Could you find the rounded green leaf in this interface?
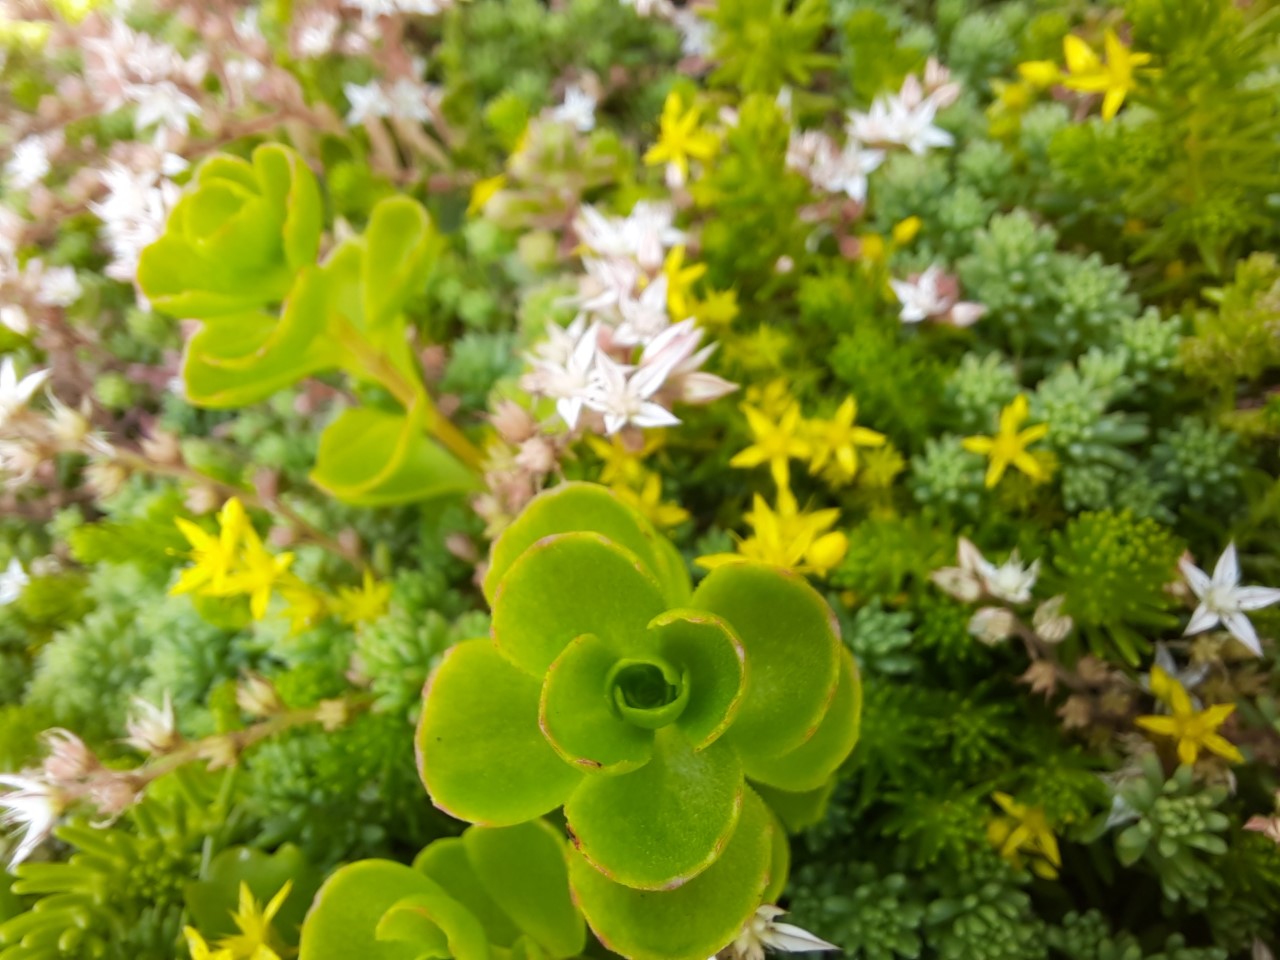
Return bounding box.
[752,779,837,834]
[418,639,583,825]
[363,197,440,330]
[376,892,490,960]
[691,564,840,760]
[491,532,666,677]
[540,634,654,774]
[568,789,775,960]
[649,610,746,750]
[311,404,477,507]
[563,728,743,890]
[414,839,522,947]
[741,647,861,791]
[484,484,689,607]
[462,821,586,959]
[762,806,790,904]
[299,860,438,960]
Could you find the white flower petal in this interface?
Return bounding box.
[1223,611,1263,656]
[1235,586,1280,612]
[1184,603,1220,636]
[1179,556,1212,598]
[1213,542,1240,589]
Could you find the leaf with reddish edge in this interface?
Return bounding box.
[648,609,746,751]
[484,483,690,607]
[491,532,666,677]
[462,821,586,959]
[417,639,582,826]
[741,647,861,791]
[567,789,776,960]
[540,633,655,774]
[691,563,840,761]
[563,727,743,890]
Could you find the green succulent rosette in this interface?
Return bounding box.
[299,820,586,960]
[416,483,861,960]
[138,143,322,318]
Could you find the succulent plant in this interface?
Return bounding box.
[415,483,861,960]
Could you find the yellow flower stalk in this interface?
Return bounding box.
[643,90,719,185]
[1060,29,1153,121]
[962,394,1049,488]
[806,396,887,481]
[729,402,811,492]
[987,792,1061,880]
[662,245,708,320]
[1136,667,1244,766]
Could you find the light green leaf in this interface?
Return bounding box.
[752,780,836,835]
[563,728,742,890]
[299,860,438,960]
[491,532,666,677]
[484,484,689,607]
[363,197,440,332]
[741,647,861,791]
[539,633,655,774]
[649,609,746,750]
[376,892,491,960]
[310,404,476,507]
[691,564,840,761]
[462,821,586,959]
[568,789,775,960]
[417,639,583,826]
[414,839,522,947]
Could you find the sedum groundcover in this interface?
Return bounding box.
[3,0,1280,957]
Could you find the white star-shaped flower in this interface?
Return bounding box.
[584,351,680,435]
[550,84,597,133]
[890,266,950,324]
[712,905,839,960]
[343,81,391,125]
[0,558,29,606]
[1181,542,1280,656]
[931,537,1039,605]
[0,357,49,429]
[1,772,64,868]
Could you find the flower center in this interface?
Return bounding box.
[606,658,689,729]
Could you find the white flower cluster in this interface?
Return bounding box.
[786,60,958,204]
[343,76,442,126]
[0,255,83,336]
[342,0,456,21]
[521,201,735,436]
[90,154,187,287]
[889,265,987,327]
[82,20,209,137]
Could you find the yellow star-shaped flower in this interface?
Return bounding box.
[662,245,707,321]
[962,394,1049,489]
[170,498,249,598]
[729,402,810,491]
[1061,29,1153,120]
[1136,667,1244,766]
[643,91,719,185]
[807,396,886,481]
[988,792,1061,880]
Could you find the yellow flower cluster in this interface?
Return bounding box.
[587,434,690,530]
[171,498,389,630]
[729,390,888,492]
[697,488,848,578]
[643,90,719,186]
[961,394,1051,489]
[1019,29,1154,121]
